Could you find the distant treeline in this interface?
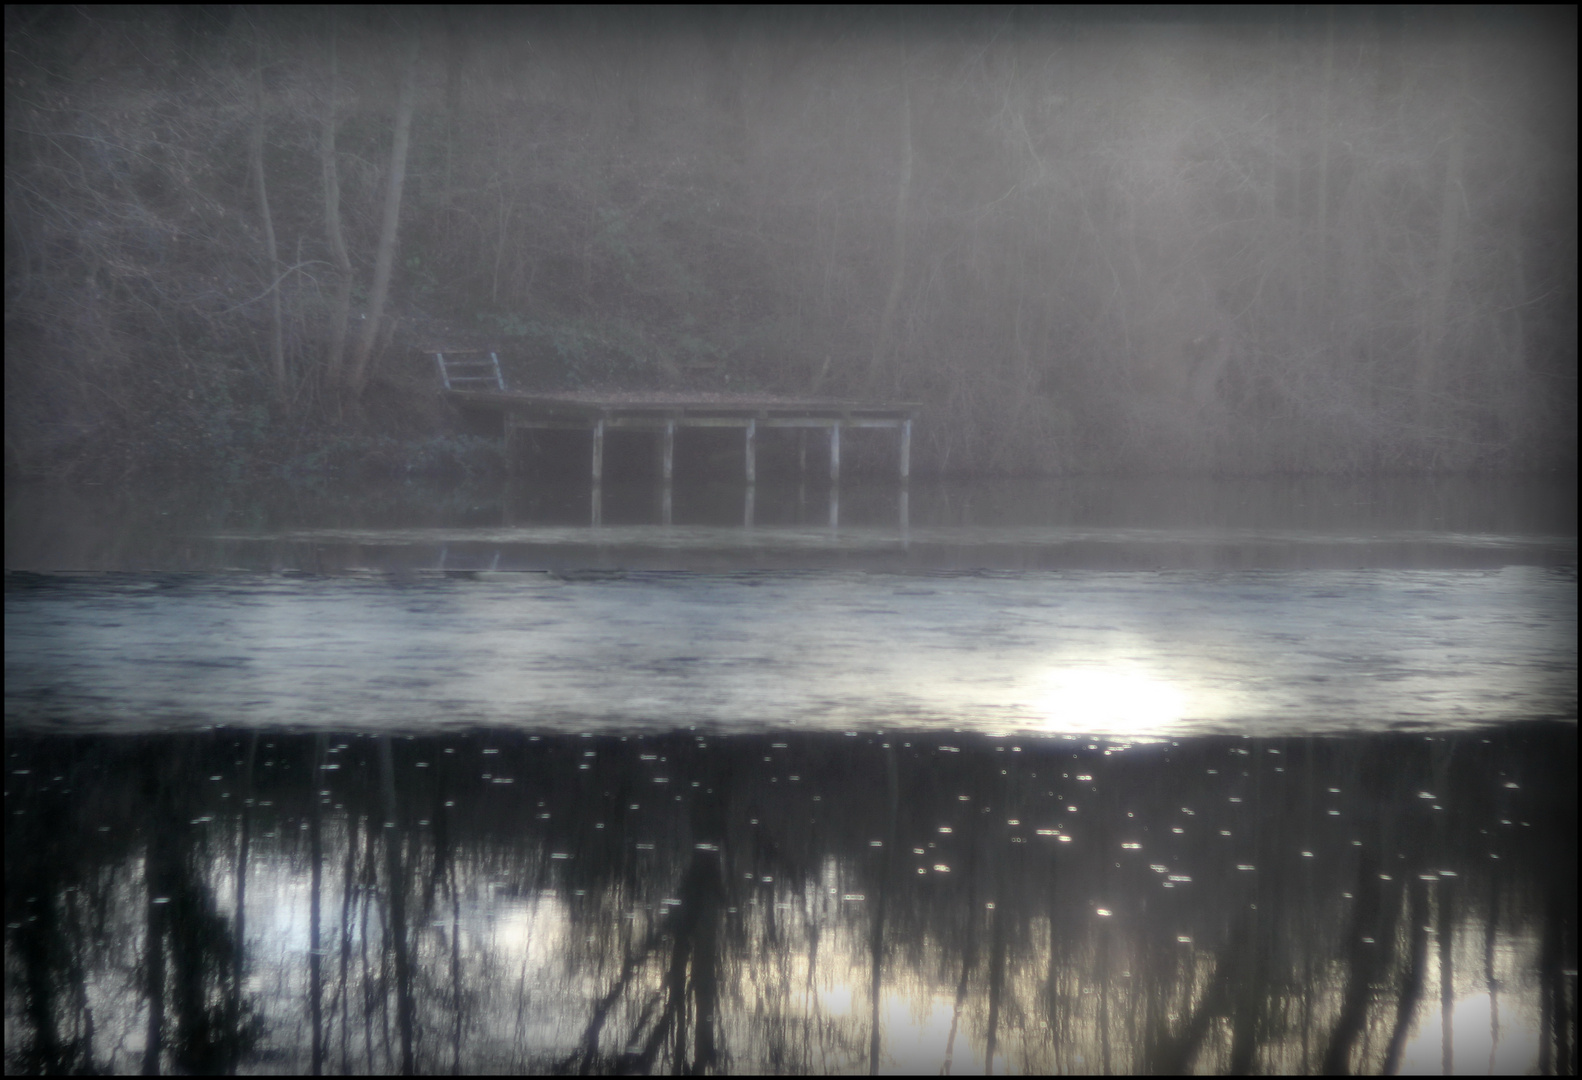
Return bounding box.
[4,6,1575,478]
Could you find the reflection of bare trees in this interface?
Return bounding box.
[1537,877,1575,1075]
[9,756,100,1075]
[556,748,731,1074]
[1536,770,1578,1078]
[1381,874,1429,1074]
[122,739,258,1074]
[4,725,1575,1074]
[377,736,416,1074]
[230,731,256,1061]
[867,745,897,1075]
[308,733,326,1075]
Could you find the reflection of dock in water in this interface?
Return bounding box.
[437,355,916,528]
[431,517,913,572]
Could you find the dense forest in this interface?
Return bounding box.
[4,6,1576,480]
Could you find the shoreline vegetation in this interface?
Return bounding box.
[5,8,1576,483]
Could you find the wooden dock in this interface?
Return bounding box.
[435,352,916,525]
[448,388,913,483]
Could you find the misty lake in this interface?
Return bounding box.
[5,475,1576,1074]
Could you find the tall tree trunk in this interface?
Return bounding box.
[442,9,465,221]
[704,6,747,168]
[251,34,286,403]
[867,67,912,396]
[321,14,354,386]
[346,34,420,396]
[1415,22,1468,450]
[1312,8,1334,335]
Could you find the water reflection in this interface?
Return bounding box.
[7,725,1574,1074]
[6,476,1576,572]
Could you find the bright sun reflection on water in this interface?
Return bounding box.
[1029,663,1189,737]
[814,986,1009,1075]
[1398,992,1541,1075]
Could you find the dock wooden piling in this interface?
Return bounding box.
[448,386,918,499]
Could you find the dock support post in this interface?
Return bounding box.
[590,419,605,526]
[829,484,840,529]
[658,418,675,525]
[744,484,755,528]
[829,422,841,484]
[796,430,808,522]
[745,419,757,485]
[899,418,911,483]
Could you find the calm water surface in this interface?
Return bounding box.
[5,476,1576,1074]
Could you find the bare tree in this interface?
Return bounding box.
[867,56,913,397]
[320,14,355,388]
[249,28,287,403]
[345,31,420,396]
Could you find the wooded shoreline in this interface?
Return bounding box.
[5,7,1575,482]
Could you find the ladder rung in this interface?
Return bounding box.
[436,350,504,391]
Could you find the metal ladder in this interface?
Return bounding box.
[434,350,504,391]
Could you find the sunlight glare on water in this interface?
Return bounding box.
[5,565,1574,736]
[1028,661,1190,738]
[1397,992,1541,1075]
